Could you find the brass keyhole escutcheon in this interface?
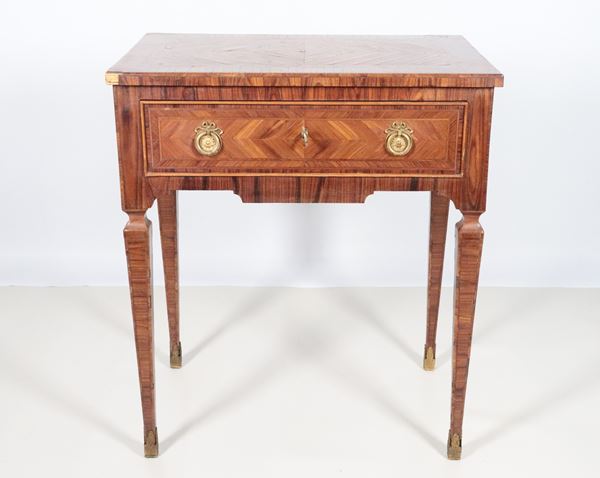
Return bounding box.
[300,126,309,147]
[385,121,414,156]
[194,121,223,156]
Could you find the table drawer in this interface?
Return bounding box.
[142,101,467,177]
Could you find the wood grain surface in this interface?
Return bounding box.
[144,101,466,176]
[106,34,503,88]
[157,192,181,368]
[424,192,450,370]
[109,34,502,459]
[449,213,484,459]
[112,86,494,212]
[123,213,157,457]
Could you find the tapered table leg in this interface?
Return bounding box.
[124,212,158,458]
[448,213,484,460]
[424,192,450,371]
[157,192,181,369]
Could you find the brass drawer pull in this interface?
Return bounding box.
[194,121,223,156]
[385,121,414,156]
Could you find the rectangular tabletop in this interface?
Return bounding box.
[106,34,503,88]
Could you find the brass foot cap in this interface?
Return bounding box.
[423,346,436,371]
[170,341,182,369]
[144,427,159,458]
[447,432,462,460]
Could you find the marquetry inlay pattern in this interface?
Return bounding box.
[143,101,467,177]
[107,33,503,461]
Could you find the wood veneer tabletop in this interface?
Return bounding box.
[106,33,503,88]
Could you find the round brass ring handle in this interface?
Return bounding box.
[385,121,414,156]
[194,121,223,156]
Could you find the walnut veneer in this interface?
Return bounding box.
[107,33,503,460]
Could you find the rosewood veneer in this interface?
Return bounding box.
[106,33,503,459]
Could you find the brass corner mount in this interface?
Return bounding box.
[447,432,462,460]
[170,341,182,369]
[144,427,159,458]
[423,345,436,371]
[105,72,120,85]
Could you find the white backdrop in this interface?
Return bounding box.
[1,0,599,287]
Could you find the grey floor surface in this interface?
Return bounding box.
[1,286,599,477]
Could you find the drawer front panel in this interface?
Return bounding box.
[143,101,467,177]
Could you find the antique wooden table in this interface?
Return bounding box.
[106,34,503,459]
